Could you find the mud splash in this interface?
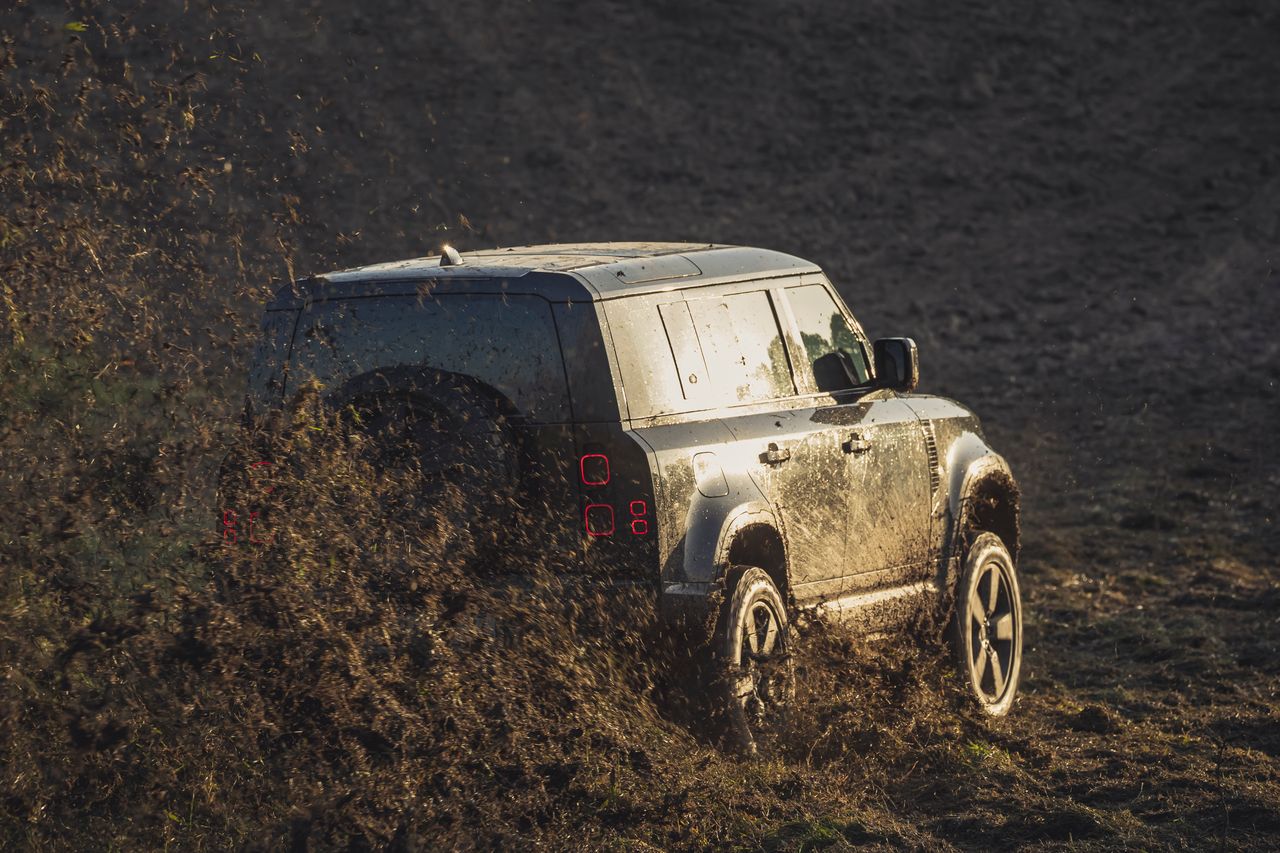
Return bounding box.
[3,0,1280,849]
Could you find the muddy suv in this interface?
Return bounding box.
[233,242,1023,751]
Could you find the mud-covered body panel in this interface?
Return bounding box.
[718,402,849,603]
[627,418,765,587]
[824,395,933,591]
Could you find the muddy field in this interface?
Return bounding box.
[2,0,1278,849]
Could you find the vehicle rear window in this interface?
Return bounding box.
[285,293,570,423]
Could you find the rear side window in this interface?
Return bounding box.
[658,301,712,405]
[785,284,870,391]
[605,288,795,421]
[604,293,693,420]
[688,291,794,404]
[286,293,570,422]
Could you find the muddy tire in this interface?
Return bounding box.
[951,532,1023,716]
[714,566,795,755]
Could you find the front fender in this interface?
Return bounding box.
[938,430,1020,586]
[945,432,1014,526]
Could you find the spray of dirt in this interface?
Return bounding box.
[4,1,1280,850]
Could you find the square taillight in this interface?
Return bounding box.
[580,453,610,486]
[584,503,615,536]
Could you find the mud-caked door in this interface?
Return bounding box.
[721,405,849,604]
[773,280,932,594]
[835,394,933,589]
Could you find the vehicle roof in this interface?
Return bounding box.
[305,242,822,301]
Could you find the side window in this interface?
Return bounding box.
[688,291,794,403]
[785,284,870,392]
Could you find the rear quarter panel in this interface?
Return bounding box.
[628,419,778,591]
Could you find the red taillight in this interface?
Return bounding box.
[585,503,615,536]
[580,453,610,485]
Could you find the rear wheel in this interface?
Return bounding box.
[951,532,1023,716]
[714,566,794,755]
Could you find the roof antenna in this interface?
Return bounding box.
[439,245,464,267]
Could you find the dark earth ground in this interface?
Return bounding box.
[2,0,1279,849]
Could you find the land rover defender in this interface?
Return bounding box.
[229,243,1024,752]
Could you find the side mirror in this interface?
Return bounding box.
[873,338,919,392]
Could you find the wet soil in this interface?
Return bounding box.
[2,0,1278,849]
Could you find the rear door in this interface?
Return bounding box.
[283,292,582,567]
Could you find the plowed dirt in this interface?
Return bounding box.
[1,1,1277,849]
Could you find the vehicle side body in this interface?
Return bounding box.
[243,243,1019,633]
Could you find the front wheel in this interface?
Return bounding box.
[951,532,1023,716]
[714,566,795,755]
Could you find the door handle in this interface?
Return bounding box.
[843,431,872,454]
[762,442,791,464]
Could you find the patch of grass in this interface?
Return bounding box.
[758,818,849,852]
